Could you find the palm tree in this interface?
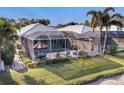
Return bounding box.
[102,8,123,54]
[87,10,103,54]
[87,7,123,55]
[0,18,16,65]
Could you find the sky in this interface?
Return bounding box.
[0,7,124,26]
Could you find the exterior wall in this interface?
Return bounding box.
[21,36,101,61]
[0,60,5,71]
[34,39,68,60]
[20,37,35,60]
[112,38,124,49]
[20,37,26,53]
[26,38,35,60]
[80,37,99,56]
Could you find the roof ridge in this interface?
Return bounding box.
[20,23,39,36]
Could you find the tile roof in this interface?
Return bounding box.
[82,31,124,38]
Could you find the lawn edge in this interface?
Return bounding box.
[63,67,124,85]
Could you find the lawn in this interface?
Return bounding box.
[0,54,124,85]
[44,57,122,80]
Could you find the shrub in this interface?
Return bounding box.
[19,51,31,64]
[1,41,15,65]
[106,46,117,55]
[22,57,32,64]
[27,61,40,68]
[56,52,62,59]
[46,58,70,64]
[66,51,71,58]
[16,43,21,49]
[78,50,88,58]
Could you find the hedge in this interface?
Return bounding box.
[46,58,70,64]
[19,51,40,68]
[19,51,32,64]
[27,61,40,68]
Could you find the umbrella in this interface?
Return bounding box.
[34,41,48,49]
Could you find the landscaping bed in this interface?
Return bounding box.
[19,51,40,68]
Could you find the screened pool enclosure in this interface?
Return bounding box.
[21,31,84,60]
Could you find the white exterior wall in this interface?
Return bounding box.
[0,60,5,71]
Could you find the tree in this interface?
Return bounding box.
[56,22,80,28]
[84,20,90,26]
[38,19,50,25]
[87,10,103,54]
[87,7,123,55]
[0,18,16,65]
[18,18,51,26]
[66,22,79,25]
[102,13,123,54]
[18,18,30,27]
[56,24,64,28]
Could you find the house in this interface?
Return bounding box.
[19,23,57,53]
[57,24,92,34]
[19,23,85,61]
[81,31,124,55]
[95,25,124,31]
[19,23,124,61]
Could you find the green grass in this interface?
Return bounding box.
[0,53,124,85]
[44,57,122,80]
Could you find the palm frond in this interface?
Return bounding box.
[98,11,103,19]
[86,10,97,17]
[102,13,110,24]
[103,7,115,13]
[109,20,123,27]
[111,13,122,19]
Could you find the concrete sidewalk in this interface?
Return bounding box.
[12,49,26,71]
[87,73,124,85]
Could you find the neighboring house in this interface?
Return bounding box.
[81,31,124,54]
[57,25,92,34]
[95,25,124,31]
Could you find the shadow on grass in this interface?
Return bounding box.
[44,57,123,80]
[16,68,28,73]
[0,72,19,85]
[115,55,124,59]
[23,75,47,85]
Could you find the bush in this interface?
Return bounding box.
[19,51,41,68]
[16,43,21,49]
[1,41,15,65]
[78,50,88,58]
[56,52,62,59]
[46,58,70,64]
[106,46,117,55]
[27,61,40,68]
[19,51,32,64]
